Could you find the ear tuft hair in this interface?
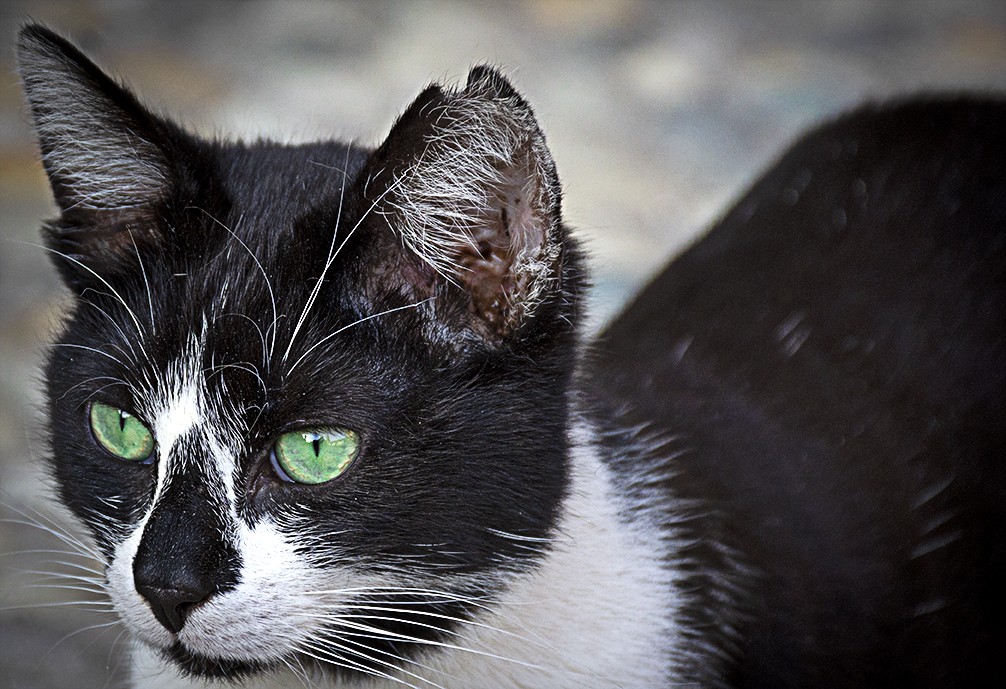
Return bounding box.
[373,66,562,339]
[16,23,186,289]
[17,24,172,216]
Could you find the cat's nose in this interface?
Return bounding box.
[130,461,242,636]
[135,581,212,634]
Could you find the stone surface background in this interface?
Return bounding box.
[1,1,1004,687]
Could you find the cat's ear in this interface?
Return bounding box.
[17,24,179,288]
[362,66,563,341]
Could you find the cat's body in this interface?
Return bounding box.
[17,24,1004,689]
[592,97,1006,687]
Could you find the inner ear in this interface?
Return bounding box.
[455,154,549,334]
[362,66,562,341]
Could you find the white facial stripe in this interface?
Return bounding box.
[205,426,239,507]
[142,339,242,514]
[149,378,202,508]
[152,380,201,458]
[107,337,248,649]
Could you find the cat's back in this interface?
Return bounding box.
[590,96,1006,686]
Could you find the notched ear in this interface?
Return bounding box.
[365,66,563,340]
[17,24,175,286]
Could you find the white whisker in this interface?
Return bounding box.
[296,641,421,689]
[215,312,269,373]
[297,637,431,689]
[282,167,409,364]
[58,375,131,401]
[321,615,545,671]
[283,144,354,363]
[43,342,129,369]
[126,227,156,336]
[2,599,116,612]
[1,505,104,561]
[287,298,432,375]
[331,633,463,685]
[322,603,496,635]
[46,618,122,656]
[76,293,141,362]
[26,242,147,337]
[193,207,280,365]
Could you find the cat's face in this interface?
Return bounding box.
[19,25,584,680]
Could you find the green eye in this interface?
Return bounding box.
[89,402,154,461]
[273,428,359,484]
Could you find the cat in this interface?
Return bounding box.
[17,22,1005,689]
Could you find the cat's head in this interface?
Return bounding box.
[19,24,585,680]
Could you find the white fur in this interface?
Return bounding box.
[125,416,682,688]
[401,419,681,689]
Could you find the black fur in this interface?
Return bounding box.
[592,96,1006,687]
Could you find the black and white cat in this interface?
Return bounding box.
[18,23,1005,689]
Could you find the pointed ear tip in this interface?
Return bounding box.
[415,83,447,104]
[16,26,44,61]
[16,22,74,71]
[465,65,520,99]
[17,22,58,52]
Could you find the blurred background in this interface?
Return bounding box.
[1,1,1004,687]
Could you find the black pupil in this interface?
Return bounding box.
[312,437,321,456]
[118,411,127,431]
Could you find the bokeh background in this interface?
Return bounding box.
[1,2,1004,687]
